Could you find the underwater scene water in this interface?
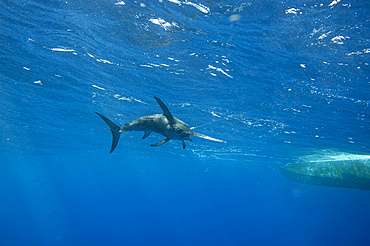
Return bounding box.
[1,0,369,245]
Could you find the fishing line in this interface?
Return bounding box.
[190,103,279,130]
[191,118,224,130]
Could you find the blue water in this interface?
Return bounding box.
[1,0,369,245]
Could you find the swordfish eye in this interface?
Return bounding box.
[181,135,192,141]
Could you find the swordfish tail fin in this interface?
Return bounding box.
[95,112,121,153]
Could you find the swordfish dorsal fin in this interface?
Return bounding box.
[154,96,175,124]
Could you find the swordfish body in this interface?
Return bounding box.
[96,96,226,153]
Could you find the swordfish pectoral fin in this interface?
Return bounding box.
[181,140,186,149]
[150,138,170,147]
[154,97,175,123]
[190,131,226,143]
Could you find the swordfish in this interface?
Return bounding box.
[96,96,226,153]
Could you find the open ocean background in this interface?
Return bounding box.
[1,0,369,245]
